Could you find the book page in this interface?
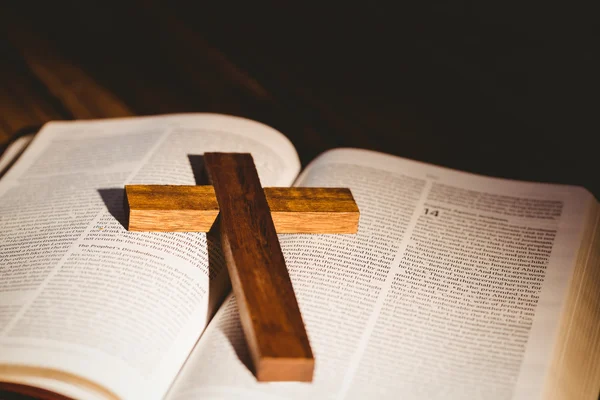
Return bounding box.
[166,148,595,400]
[0,114,300,399]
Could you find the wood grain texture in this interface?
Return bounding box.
[1,6,133,119]
[125,185,359,233]
[265,187,358,233]
[125,185,219,232]
[0,38,66,145]
[204,152,314,382]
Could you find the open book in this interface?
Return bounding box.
[0,114,598,400]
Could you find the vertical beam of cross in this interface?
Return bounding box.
[204,153,314,382]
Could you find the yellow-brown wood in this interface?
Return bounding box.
[125,185,219,232]
[265,187,359,233]
[125,185,359,233]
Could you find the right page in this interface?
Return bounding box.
[166,148,596,400]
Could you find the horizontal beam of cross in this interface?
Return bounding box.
[125,185,359,233]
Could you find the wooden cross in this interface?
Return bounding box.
[124,153,359,382]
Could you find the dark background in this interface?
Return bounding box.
[0,1,598,397]
[1,1,598,196]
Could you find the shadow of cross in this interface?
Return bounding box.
[124,153,359,382]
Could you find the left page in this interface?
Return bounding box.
[0,114,300,399]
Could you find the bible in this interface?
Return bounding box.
[0,113,598,400]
